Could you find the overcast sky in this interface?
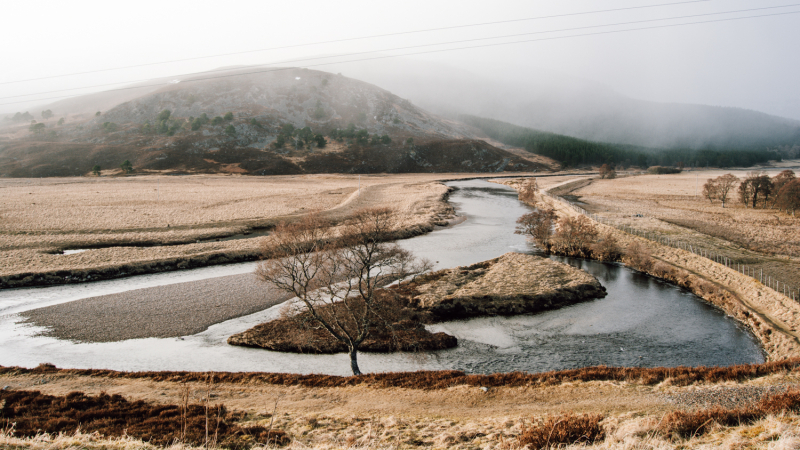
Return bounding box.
[2,0,799,120]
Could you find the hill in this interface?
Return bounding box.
[0,67,550,177]
[328,57,800,151]
[463,115,783,168]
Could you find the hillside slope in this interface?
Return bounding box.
[0,67,551,176]
[329,57,800,150]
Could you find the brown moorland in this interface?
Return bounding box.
[2,362,800,449]
[0,173,478,287]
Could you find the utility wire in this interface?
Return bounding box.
[2,9,798,108]
[2,3,797,103]
[0,0,716,86]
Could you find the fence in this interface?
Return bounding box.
[541,190,799,303]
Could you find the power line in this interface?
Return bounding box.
[2,9,798,108]
[3,3,797,104]
[0,0,716,86]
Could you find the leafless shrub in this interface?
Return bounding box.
[549,216,598,258]
[518,178,538,205]
[598,164,616,179]
[623,241,653,272]
[515,208,557,252]
[590,232,622,261]
[651,262,677,279]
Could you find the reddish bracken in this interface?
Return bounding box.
[4,359,799,390]
[0,389,289,449]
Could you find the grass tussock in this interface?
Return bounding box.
[6,359,800,390]
[660,389,800,439]
[0,389,289,449]
[516,413,605,449]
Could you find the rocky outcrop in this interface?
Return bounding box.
[407,252,607,321]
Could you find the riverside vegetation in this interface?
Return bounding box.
[6,173,800,448]
[229,252,606,358]
[502,170,800,361]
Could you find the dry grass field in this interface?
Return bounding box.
[492,170,800,362]
[567,166,800,301]
[2,366,799,449]
[0,173,521,285]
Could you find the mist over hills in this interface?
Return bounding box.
[326,57,800,150]
[1,61,797,178]
[0,67,548,177]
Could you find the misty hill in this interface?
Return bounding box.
[464,116,781,168]
[328,57,800,151]
[0,67,551,177]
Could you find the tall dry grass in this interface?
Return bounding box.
[0,174,461,285]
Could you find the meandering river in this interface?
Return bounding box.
[0,180,763,375]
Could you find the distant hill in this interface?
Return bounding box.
[0,67,551,177]
[463,115,781,168]
[327,57,800,151]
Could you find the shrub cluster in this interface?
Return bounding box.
[516,210,622,261]
[517,413,605,449]
[0,389,289,448]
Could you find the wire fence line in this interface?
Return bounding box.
[540,190,799,303]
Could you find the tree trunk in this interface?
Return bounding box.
[348,345,361,376]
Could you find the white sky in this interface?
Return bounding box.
[2,0,799,120]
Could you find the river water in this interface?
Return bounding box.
[0,180,763,375]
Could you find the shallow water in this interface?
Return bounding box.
[0,180,764,374]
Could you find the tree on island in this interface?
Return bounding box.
[255,208,431,375]
[92,165,101,176]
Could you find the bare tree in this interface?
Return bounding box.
[255,208,430,375]
[549,215,598,258]
[515,208,557,252]
[715,174,738,208]
[771,170,796,207]
[776,179,800,216]
[598,164,616,179]
[739,171,772,208]
[702,178,718,203]
[591,232,622,261]
[518,178,538,204]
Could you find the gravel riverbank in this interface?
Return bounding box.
[20,273,293,342]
